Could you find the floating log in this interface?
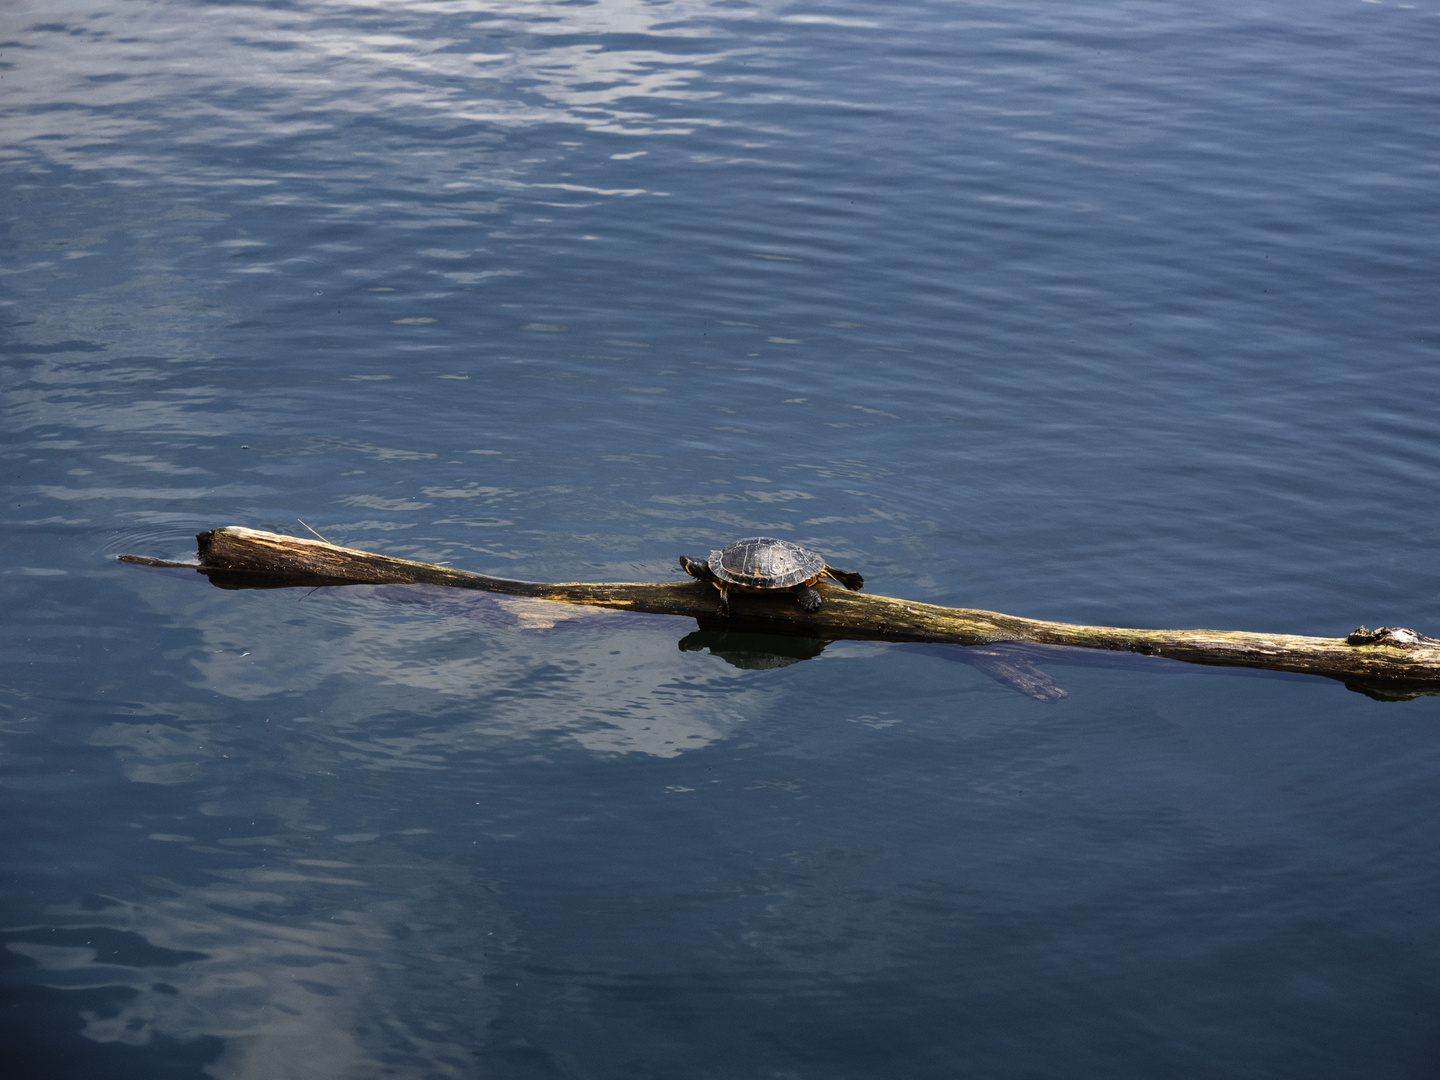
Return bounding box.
[118,526,1440,699]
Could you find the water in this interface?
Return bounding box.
[3,0,1440,1075]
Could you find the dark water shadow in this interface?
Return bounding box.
[678,630,830,670]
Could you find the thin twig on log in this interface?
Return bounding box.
[117,526,1440,698]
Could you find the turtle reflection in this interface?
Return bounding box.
[678,630,830,670]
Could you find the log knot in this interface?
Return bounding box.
[1347,625,1438,647]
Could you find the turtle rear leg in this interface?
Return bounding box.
[824,566,864,591]
[791,583,823,612]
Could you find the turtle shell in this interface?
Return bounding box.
[707,536,825,589]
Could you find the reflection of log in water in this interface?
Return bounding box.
[680,630,830,671]
[681,631,1069,701]
[119,526,1440,702]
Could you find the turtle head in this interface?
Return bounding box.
[679,555,711,580]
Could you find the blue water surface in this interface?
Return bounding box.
[3,0,1440,1076]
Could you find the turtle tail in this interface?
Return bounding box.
[825,566,864,592]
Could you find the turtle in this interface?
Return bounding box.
[680,536,864,614]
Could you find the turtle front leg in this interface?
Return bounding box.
[791,583,823,613]
[680,557,730,615]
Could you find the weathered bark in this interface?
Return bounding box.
[118,526,1440,697]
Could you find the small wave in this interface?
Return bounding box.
[99,517,219,561]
